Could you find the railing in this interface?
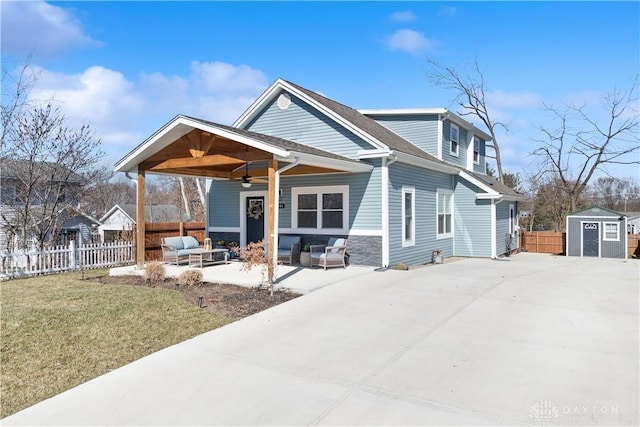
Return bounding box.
[0,240,134,279]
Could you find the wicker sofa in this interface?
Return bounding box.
[161,236,205,265]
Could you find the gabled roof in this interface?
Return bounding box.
[567,205,625,217]
[463,171,525,201]
[234,79,454,166]
[101,204,184,223]
[114,115,371,176]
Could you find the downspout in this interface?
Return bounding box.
[382,153,398,268]
[273,158,299,272]
[491,196,504,258]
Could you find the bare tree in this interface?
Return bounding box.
[427,58,508,183]
[82,166,136,217]
[532,79,639,213]
[1,64,104,249]
[588,176,640,212]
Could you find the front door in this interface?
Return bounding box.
[246,197,264,244]
[582,222,599,257]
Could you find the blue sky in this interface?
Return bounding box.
[2,1,639,180]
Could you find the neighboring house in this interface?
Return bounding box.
[115,78,524,268]
[0,158,84,250]
[57,211,101,245]
[565,206,628,258]
[98,204,182,242]
[623,212,640,234]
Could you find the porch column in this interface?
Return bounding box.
[267,158,277,283]
[136,168,146,269]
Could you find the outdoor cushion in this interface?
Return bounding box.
[182,236,200,249]
[329,238,346,252]
[163,236,184,250]
[278,235,301,250]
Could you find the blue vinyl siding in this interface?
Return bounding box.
[495,202,511,256]
[442,120,469,168]
[453,177,492,257]
[244,91,374,157]
[473,138,487,174]
[367,114,439,157]
[388,162,453,266]
[209,166,381,232]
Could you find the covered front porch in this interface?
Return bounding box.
[110,261,377,295]
[114,115,371,283]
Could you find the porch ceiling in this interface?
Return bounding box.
[114,115,371,179]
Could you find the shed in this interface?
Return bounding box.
[566,206,628,258]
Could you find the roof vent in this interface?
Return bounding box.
[277,93,291,110]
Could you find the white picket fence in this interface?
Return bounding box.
[0,240,134,279]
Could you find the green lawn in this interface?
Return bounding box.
[0,270,231,418]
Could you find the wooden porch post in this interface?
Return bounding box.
[136,168,146,269]
[267,158,277,284]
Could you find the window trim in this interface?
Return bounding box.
[402,186,415,247]
[436,189,453,239]
[449,123,459,157]
[291,185,349,234]
[473,137,480,165]
[603,222,620,241]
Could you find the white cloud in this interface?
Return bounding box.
[26,62,269,156]
[0,0,99,57]
[438,6,457,17]
[390,11,417,23]
[385,29,435,56]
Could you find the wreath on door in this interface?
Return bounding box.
[247,200,263,219]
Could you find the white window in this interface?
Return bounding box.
[603,222,620,241]
[473,137,480,164]
[437,190,453,238]
[450,123,459,157]
[292,185,348,233]
[402,186,415,247]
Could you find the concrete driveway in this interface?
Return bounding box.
[3,254,638,426]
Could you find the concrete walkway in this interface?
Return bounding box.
[3,254,638,426]
[110,261,378,294]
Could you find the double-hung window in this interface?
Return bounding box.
[402,186,415,247]
[292,185,348,233]
[473,137,480,164]
[437,190,453,238]
[603,222,620,241]
[450,123,459,157]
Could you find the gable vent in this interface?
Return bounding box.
[277,93,291,110]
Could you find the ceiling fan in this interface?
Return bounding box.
[235,161,268,188]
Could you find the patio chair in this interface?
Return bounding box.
[277,235,301,265]
[310,238,348,270]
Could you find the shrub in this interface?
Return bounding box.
[394,262,409,271]
[178,270,203,287]
[145,261,166,283]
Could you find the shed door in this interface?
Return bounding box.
[582,222,599,257]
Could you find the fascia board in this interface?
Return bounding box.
[357,149,392,159]
[393,151,459,174]
[238,80,390,152]
[459,170,501,197]
[281,152,373,173]
[115,116,290,174]
[232,79,284,128]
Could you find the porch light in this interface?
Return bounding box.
[241,177,252,188]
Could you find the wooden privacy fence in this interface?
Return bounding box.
[522,231,640,257]
[0,240,134,279]
[138,221,205,261]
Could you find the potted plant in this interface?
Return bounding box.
[215,239,226,249]
[300,244,311,267]
[226,241,239,259]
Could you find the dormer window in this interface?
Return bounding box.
[450,123,459,157]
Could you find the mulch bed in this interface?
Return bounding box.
[97,275,301,320]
